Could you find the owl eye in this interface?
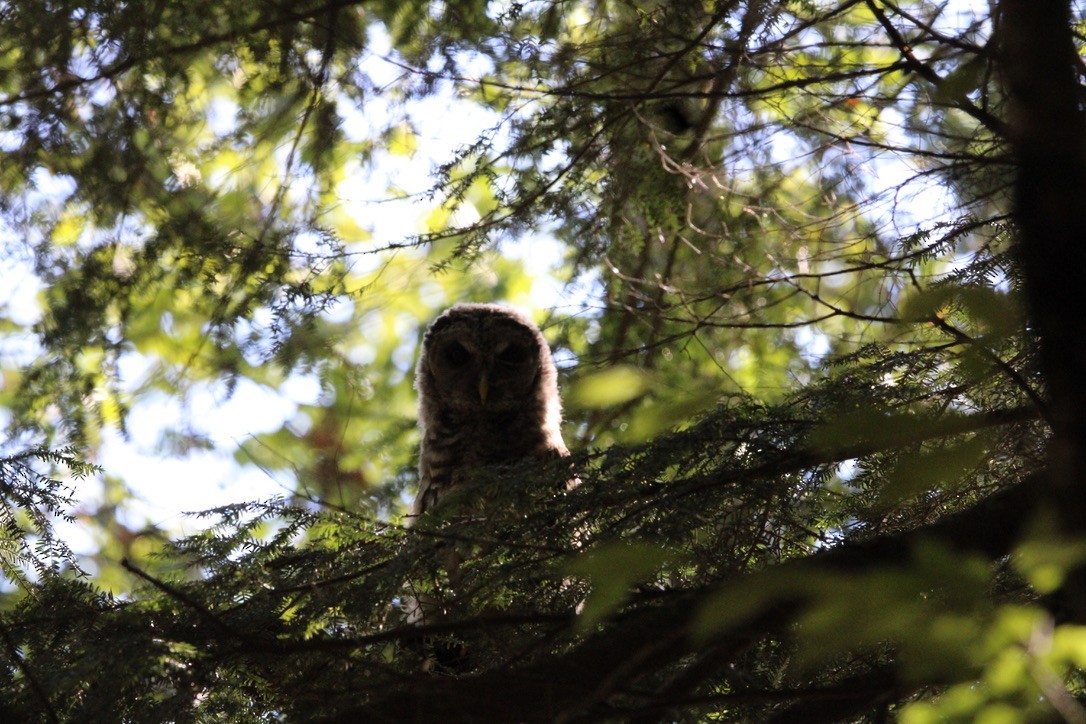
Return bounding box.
[496,344,528,366]
[443,342,471,366]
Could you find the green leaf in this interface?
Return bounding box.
[808,408,928,452]
[1014,533,1086,594]
[386,120,418,157]
[566,366,650,408]
[876,436,990,507]
[566,542,672,630]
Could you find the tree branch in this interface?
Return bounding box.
[337,471,1047,721]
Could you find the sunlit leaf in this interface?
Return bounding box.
[386,120,418,157]
[566,366,650,408]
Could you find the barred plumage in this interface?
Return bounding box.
[409,303,568,523]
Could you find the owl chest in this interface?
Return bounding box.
[426,409,543,469]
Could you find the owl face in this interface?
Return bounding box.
[421,306,545,412]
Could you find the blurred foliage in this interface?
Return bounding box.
[0,0,1082,720]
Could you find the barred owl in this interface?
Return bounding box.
[409,303,569,524]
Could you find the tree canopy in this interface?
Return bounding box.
[2,0,1085,720]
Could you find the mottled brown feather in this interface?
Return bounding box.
[409,303,569,523]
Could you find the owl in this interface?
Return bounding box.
[409,303,569,524]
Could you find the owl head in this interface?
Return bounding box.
[416,303,560,416]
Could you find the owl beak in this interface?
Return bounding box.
[477,374,489,404]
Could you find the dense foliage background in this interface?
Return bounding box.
[2,0,1085,720]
